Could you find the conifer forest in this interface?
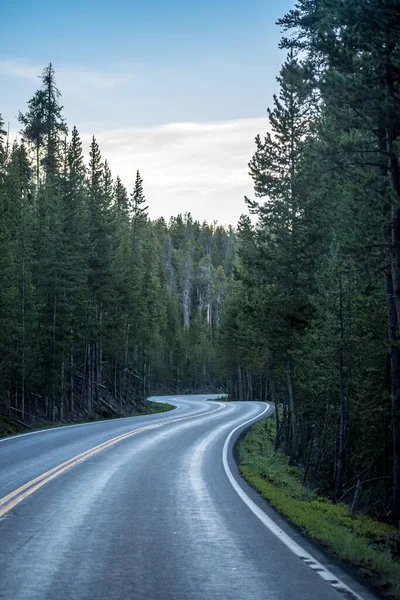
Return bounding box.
[1,0,400,527]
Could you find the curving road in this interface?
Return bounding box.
[0,395,378,600]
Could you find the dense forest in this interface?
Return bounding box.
[0,64,235,425]
[1,0,400,526]
[218,1,400,523]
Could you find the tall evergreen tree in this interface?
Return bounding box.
[243,53,316,462]
[131,169,147,242]
[41,63,67,178]
[18,90,47,189]
[279,0,400,523]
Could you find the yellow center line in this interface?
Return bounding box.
[0,403,225,518]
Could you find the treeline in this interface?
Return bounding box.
[218,1,400,522]
[0,64,234,425]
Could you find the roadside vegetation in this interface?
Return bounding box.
[0,401,175,439]
[141,401,175,415]
[239,420,400,599]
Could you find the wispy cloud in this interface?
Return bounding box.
[2,59,271,224]
[0,60,39,81]
[80,117,269,225]
[0,59,125,91]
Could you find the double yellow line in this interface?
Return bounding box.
[0,402,225,518]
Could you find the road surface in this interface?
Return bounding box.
[0,395,378,600]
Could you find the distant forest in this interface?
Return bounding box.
[1,0,400,522]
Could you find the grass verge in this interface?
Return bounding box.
[0,401,175,439]
[238,419,400,599]
[139,401,175,414]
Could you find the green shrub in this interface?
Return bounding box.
[239,421,400,599]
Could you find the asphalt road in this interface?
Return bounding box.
[0,395,379,600]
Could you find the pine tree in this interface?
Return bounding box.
[86,136,110,411]
[88,135,106,297]
[0,121,16,411]
[131,169,147,244]
[245,52,316,463]
[18,90,47,190]
[58,125,89,413]
[2,141,34,420]
[279,0,400,523]
[41,63,67,178]
[114,175,130,220]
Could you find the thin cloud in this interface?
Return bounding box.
[0,60,39,81]
[0,59,125,90]
[2,58,270,224]
[80,117,269,225]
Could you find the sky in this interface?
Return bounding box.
[2,0,295,225]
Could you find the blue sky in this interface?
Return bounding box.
[2,0,295,223]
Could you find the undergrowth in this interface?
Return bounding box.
[139,401,175,414]
[0,401,175,439]
[239,419,400,599]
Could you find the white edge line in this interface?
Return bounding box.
[222,404,366,600]
[0,400,182,444]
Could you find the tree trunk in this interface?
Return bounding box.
[386,269,400,520]
[285,355,297,466]
[389,145,400,325]
[238,366,243,400]
[123,322,129,400]
[60,358,65,421]
[95,342,100,405]
[335,347,347,498]
[36,143,40,193]
[81,339,88,406]
[70,344,74,413]
[314,397,330,481]
[91,344,96,409]
[21,239,25,422]
[87,342,92,413]
[52,293,57,399]
[247,372,252,401]
[99,306,103,383]
[389,144,400,520]
[114,353,118,403]
[303,425,315,484]
[143,359,147,403]
[351,479,362,514]
[271,371,281,451]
